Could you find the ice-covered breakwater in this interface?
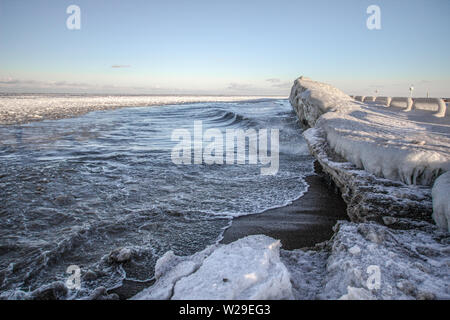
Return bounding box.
[290,76,450,229]
[284,77,450,300]
[290,77,450,185]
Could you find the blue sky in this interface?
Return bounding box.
[0,0,449,96]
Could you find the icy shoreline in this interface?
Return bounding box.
[130,77,449,300]
[286,77,449,299]
[290,77,450,228]
[0,94,285,125]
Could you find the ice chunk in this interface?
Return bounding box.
[432,172,450,231]
[132,235,293,300]
[319,221,450,300]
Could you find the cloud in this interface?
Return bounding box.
[111,65,131,68]
[270,81,292,89]
[0,76,172,94]
[51,81,91,87]
[227,83,254,91]
[265,78,292,89]
[4,79,93,90]
[0,78,36,85]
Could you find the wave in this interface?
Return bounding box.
[195,108,258,128]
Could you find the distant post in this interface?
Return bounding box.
[409,85,414,98]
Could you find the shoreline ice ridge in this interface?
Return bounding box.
[290,76,450,230]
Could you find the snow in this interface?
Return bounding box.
[282,221,450,300]
[280,247,328,300]
[132,225,449,300]
[132,246,216,300]
[432,172,450,231]
[303,125,434,226]
[323,221,450,300]
[290,77,450,187]
[339,287,376,300]
[132,235,293,300]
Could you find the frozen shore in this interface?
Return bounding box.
[132,224,449,300]
[131,77,449,300]
[290,77,450,229]
[0,94,284,125]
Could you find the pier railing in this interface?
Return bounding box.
[349,95,448,117]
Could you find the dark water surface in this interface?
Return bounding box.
[0,99,314,299]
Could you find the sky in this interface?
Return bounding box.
[0,0,449,96]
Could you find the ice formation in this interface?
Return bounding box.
[289,77,450,186]
[133,222,449,300]
[432,172,450,231]
[132,235,293,300]
[302,126,434,226]
[282,221,450,300]
[290,76,450,230]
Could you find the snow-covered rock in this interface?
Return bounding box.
[286,77,449,300]
[289,77,450,186]
[432,172,450,231]
[282,221,450,300]
[132,235,293,300]
[322,221,450,300]
[303,126,433,225]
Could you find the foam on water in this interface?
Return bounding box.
[0,98,314,299]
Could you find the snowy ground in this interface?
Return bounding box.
[0,94,284,125]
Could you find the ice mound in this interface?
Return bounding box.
[132,235,293,300]
[280,248,328,299]
[290,77,450,186]
[282,221,450,300]
[322,221,450,300]
[303,125,434,225]
[432,172,450,231]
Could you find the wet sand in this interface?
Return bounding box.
[221,167,348,250]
